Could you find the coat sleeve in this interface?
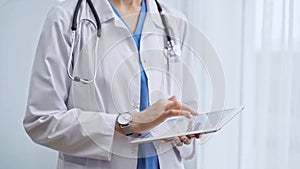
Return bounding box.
[23,5,117,161]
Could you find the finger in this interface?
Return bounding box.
[183,138,191,145]
[168,96,177,101]
[187,134,195,139]
[166,96,182,111]
[160,138,173,144]
[174,137,183,146]
[176,141,183,146]
[180,136,191,145]
[187,134,201,139]
[160,140,167,144]
[180,104,198,116]
[160,140,171,144]
[173,136,181,142]
[163,109,193,119]
[195,134,202,139]
[180,136,189,142]
[167,102,198,116]
[165,100,179,110]
[185,139,192,145]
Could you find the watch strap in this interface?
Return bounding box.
[120,124,133,136]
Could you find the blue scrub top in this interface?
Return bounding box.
[110,1,160,169]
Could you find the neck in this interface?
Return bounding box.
[109,0,142,8]
[109,0,143,16]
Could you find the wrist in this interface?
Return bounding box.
[131,113,155,134]
[130,113,142,134]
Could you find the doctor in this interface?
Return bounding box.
[23,0,200,169]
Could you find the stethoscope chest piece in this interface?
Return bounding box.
[164,40,181,64]
[171,44,182,57]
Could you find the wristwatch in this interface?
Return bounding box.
[117,112,133,136]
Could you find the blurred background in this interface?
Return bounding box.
[0,0,299,169]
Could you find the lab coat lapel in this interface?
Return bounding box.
[139,1,169,104]
[143,0,165,36]
[91,0,114,23]
[92,0,130,29]
[140,1,187,105]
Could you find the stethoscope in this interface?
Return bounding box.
[67,0,182,84]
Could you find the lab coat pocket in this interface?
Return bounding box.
[57,156,87,169]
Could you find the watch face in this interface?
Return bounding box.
[118,113,132,125]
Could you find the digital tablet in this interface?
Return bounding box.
[131,106,244,144]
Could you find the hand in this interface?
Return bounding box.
[131,96,198,134]
[161,134,202,146]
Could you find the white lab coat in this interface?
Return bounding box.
[23,0,199,168]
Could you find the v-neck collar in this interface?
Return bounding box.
[90,0,164,30]
[110,0,147,35]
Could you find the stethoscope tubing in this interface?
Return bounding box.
[72,0,101,35]
[68,0,179,84]
[154,0,172,42]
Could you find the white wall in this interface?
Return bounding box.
[0,1,57,169]
[172,1,244,169]
[167,1,300,169]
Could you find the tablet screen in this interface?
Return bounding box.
[131,106,244,144]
